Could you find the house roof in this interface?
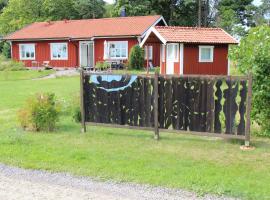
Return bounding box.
[140,26,238,46]
[4,15,164,41]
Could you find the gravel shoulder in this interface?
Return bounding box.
[0,164,237,200]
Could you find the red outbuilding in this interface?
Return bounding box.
[4,15,238,75]
[141,26,238,75]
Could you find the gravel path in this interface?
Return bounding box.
[34,69,79,80]
[0,164,237,200]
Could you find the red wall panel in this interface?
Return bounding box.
[183,44,228,75]
[143,43,161,67]
[12,40,79,68]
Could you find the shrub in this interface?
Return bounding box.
[2,42,11,58]
[128,45,144,70]
[95,61,110,71]
[18,93,60,132]
[0,55,26,71]
[230,25,270,136]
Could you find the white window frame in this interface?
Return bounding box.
[144,45,153,60]
[50,43,68,60]
[19,43,35,60]
[199,46,214,62]
[167,43,179,62]
[107,41,128,59]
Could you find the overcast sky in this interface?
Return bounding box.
[104,0,262,6]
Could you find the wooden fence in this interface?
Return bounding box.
[80,71,252,145]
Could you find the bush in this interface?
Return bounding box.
[128,45,144,70]
[230,25,270,136]
[0,55,26,71]
[95,61,110,71]
[18,93,60,132]
[2,42,11,58]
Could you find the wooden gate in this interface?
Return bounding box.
[80,71,252,145]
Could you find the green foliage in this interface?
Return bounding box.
[43,0,77,20]
[0,0,46,34]
[2,42,11,58]
[128,45,144,70]
[230,25,270,136]
[0,55,26,71]
[18,93,60,132]
[95,61,110,71]
[73,0,105,19]
[70,94,81,123]
[216,0,255,36]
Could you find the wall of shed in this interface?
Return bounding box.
[12,40,79,68]
[183,44,228,75]
[143,42,161,67]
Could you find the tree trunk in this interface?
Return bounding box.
[198,0,202,27]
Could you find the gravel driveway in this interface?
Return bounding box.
[0,164,237,200]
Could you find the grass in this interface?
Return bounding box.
[0,71,270,200]
[0,70,54,81]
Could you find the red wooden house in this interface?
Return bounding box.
[141,26,238,75]
[4,15,238,75]
[4,15,166,69]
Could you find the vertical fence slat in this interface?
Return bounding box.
[154,72,159,140]
[80,70,86,133]
[245,72,253,146]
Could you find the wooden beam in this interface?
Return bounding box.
[245,72,253,146]
[160,129,246,140]
[80,70,86,133]
[154,72,159,140]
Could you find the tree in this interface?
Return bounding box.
[112,0,153,17]
[216,0,255,35]
[128,45,144,70]
[2,41,10,58]
[73,0,105,19]
[0,0,8,13]
[0,0,45,34]
[230,25,270,136]
[43,0,78,20]
[254,0,270,25]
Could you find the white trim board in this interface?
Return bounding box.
[180,43,184,75]
[140,27,167,47]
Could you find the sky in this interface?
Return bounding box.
[104,0,262,6]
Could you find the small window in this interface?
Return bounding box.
[199,46,214,62]
[50,43,68,60]
[19,44,35,60]
[167,43,179,62]
[144,46,153,60]
[108,41,128,59]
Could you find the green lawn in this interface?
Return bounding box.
[0,71,270,200]
[0,70,54,81]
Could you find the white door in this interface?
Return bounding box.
[166,44,175,74]
[80,41,94,68]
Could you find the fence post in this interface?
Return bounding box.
[80,69,86,133]
[245,72,252,146]
[154,72,159,140]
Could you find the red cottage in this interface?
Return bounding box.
[4,15,238,75]
[4,15,166,69]
[141,26,238,75]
